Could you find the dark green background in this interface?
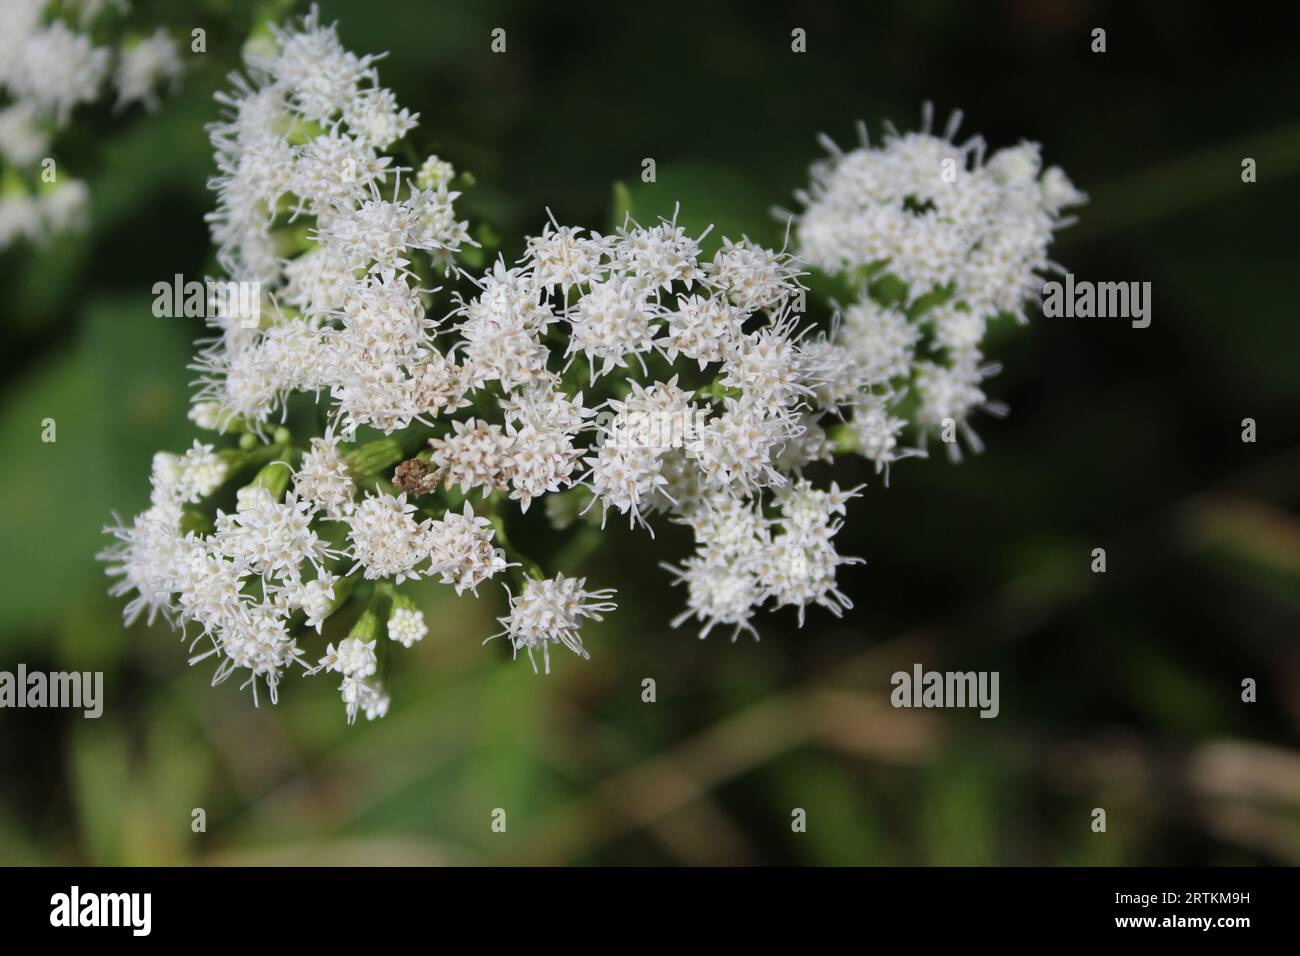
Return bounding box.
[1,0,1297,865]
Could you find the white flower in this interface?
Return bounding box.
[188,401,229,432]
[416,154,456,191]
[914,353,1006,458]
[283,248,354,315]
[175,441,227,503]
[756,534,859,626]
[929,302,987,353]
[320,189,421,273]
[39,178,90,235]
[343,85,417,150]
[508,424,582,512]
[0,0,43,77]
[849,394,921,479]
[339,675,389,723]
[291,572,339,632]
[294,434,357,518]
[0,191,43,246]
[1040,166,1087,215]
[291,129,390,214]
[773,479,861,533]
[114,29,182,111]
[319,636,378,678]
[426,502,511,595]
[323,186,466,275]
[338,272,433,363]
[499,380,591,435]
[602,377,698,450]
[754,480,864,625]
[662,294,746,368]
[428,418,515,498]
[10,20,110,123]
[566,277,660,381]
[0,102,49,166]
[99,499,188,627]
[837,297,919,385]
[328,353,421,435]
[410,186,473,274]
[721,318,813,414]
[526,219,609,292]
[176,541,250,636]
[688,401,796,496]
[388,607,427,648]
[678,497,769,563]
[267,8,377,123]
[774,411,836,472]
[584,442,668,529]
[663,555,764,642]
[209,601,305,703]
[796,107,1084,324]
[613,215,706,291]
[346,492,427,582]
[214,494,330,581]
[455,261,553,390]
[193,335,290,426]
[490,574,618,673]
[259,319,334,393]
[705,237,803,313]
[408,348,472,420]
[0,2,178,249]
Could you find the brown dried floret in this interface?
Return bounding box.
[392,457,440,496]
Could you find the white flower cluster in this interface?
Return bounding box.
[793,106,1085,462]
[103,12,1081,721]
[661,480,865,641]
[438,210,869,647]
[103,9,479,722]
[0,1,182,248]
[194,6,467,432]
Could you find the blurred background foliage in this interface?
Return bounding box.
[1,0,1299,865]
